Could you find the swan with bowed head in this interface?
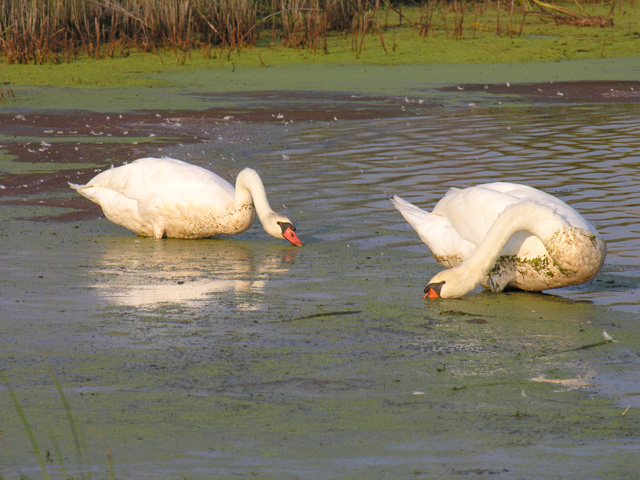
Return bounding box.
[391,182,606,299]
[70,157,303,246]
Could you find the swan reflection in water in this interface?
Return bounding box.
[87,238,297,311]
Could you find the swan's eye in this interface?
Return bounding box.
[278,222,295,234]
[423,281,446,299]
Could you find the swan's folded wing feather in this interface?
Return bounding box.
[83,157,236,214]
[434,185,525,243]
[475,182,594,232]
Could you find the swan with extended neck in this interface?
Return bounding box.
[70,157,303,245]
[392,182,605,298]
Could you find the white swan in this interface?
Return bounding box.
[391,182,606,298]
[69,157,303,245]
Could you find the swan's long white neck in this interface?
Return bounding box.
[235,168,275,222]
[231,167,301,246]
[447,201,569,294]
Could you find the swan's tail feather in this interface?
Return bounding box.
[391,195,432,226]
[68,181,98,202]
[392,194,476,262]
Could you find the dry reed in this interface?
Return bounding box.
[0,0,615,64]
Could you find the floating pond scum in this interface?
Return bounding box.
[0,64,639,478]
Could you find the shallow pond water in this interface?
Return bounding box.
[1,73,640,479]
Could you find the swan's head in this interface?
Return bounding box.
[423,266,478,299]
[263,213,303,246]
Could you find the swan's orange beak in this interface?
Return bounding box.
[283,227,303,246]
[423,281,445,299]
[423,287,440,299]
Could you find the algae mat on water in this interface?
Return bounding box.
[3,57,640,114]
[0,221,638,479]
[0,64,639,478]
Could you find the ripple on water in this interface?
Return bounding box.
[270,103,640,311]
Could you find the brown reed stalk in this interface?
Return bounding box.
[453,0,465,39]
[518,3,528,36]
[472,0,479,38]
[441,2,450,37]
[0,0,539,64]
[419,0,435,36]
[351,0,364,57]
[508,0,515,36]
[376,18,388,54]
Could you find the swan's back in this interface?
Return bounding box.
[478,182,593,230]
[434,182,595,245]
[83,157,235,207]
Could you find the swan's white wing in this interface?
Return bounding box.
[391,195,476,261]
[432,186,525,245]
[79,157,236,215]
[479,182,595,232]
[432,183,592,243]
[435,185,550,259]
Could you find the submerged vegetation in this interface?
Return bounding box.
[0,0,625,65]
[0,367,116,480]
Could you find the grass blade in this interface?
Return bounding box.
[0,372,50,480]
[47,366,89,480]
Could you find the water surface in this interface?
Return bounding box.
[1,79,639,479]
